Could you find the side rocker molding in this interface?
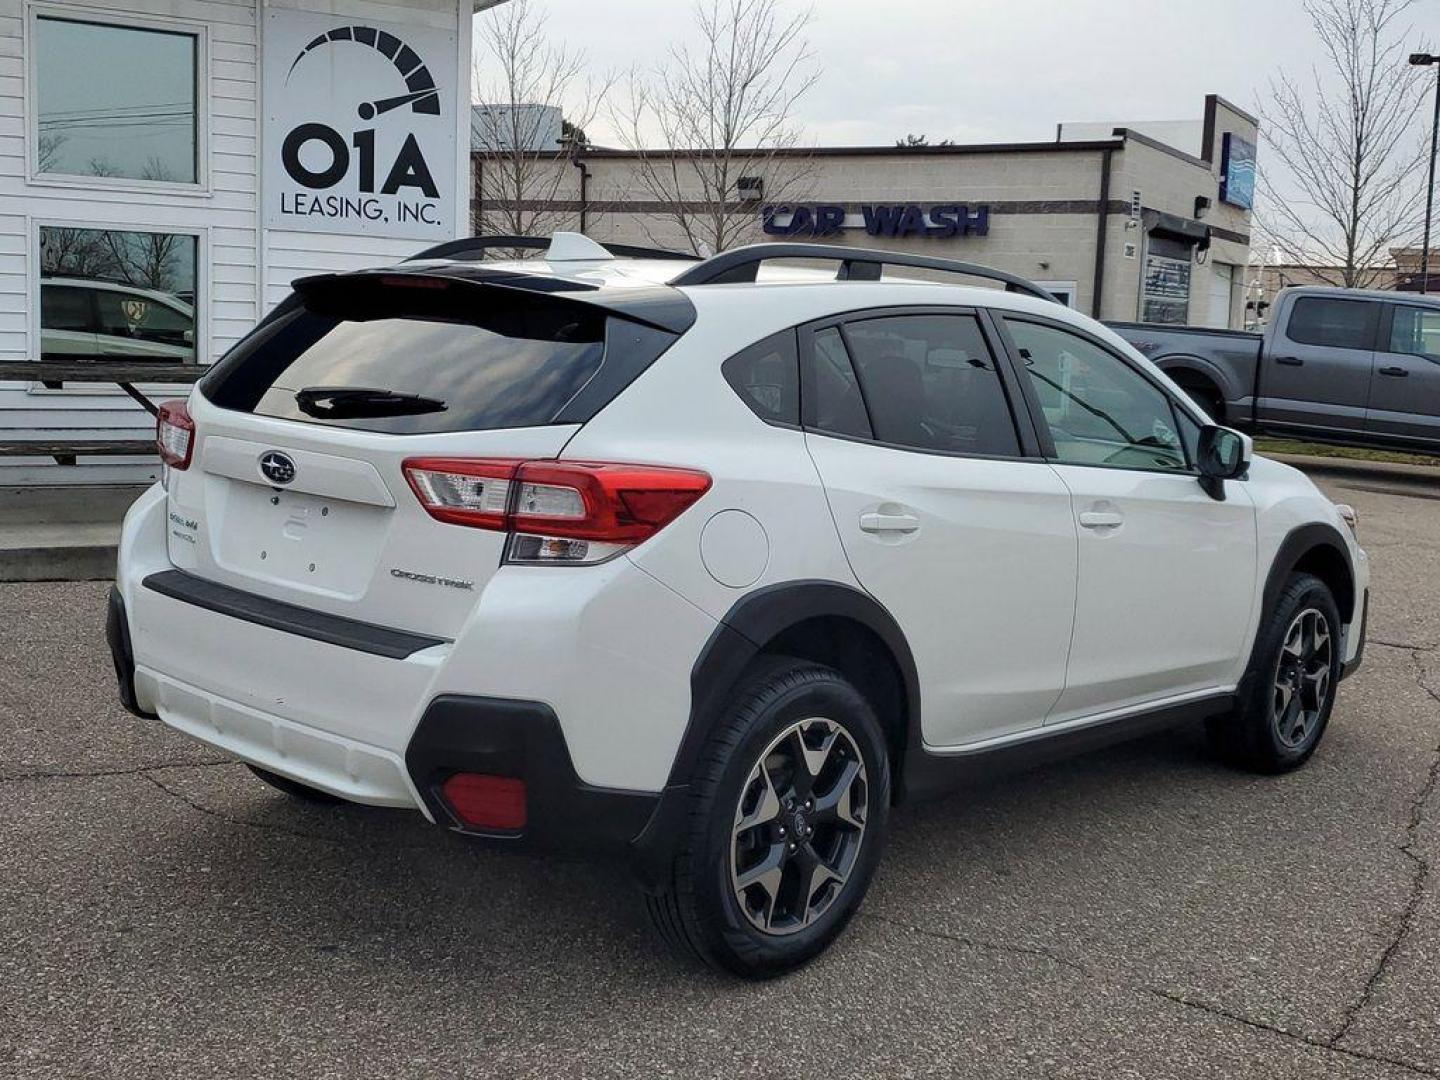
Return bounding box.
[628,580,921,891]
[902,693,1236,801]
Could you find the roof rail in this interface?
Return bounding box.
[668,243,1061,303]
[407,234,696,263]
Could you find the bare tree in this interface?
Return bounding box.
[1258,0,1431,287]
[41,228,119,281]
[895,134,955,148]
[471,0,613,239]
[613,0,817,255]
[36,133,65,173]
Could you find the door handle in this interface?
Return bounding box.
[859,511,920,534]
[1275,356,1304,367]
[1079,511,1124,530]
[1379,366,1409,377]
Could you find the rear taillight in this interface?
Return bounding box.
[402,457,711,565]
[156,399,195,470]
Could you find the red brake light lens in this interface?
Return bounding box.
[441,773,527,831]
[401,457,712,564]
[156,399,195,470]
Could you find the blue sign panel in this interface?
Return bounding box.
[1220,133,1256,210]
[762,203,990,239]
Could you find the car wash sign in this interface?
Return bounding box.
[763,203,990,240]
[262,10,457,240]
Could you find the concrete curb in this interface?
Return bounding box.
[0,544,117,582]
[1267,452,1440,482]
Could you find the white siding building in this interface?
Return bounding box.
[0,0,499,485]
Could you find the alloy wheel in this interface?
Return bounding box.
[730,717,868,936]
[1272,607,1333,749]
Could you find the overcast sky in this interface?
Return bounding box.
[484,0,1440,148]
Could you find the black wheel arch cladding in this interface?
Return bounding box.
[1263,524,1357,626]
[672,580,920,798]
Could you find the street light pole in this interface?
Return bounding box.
[1412,53,1440,296]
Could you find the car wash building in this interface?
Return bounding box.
[477,94,1257,331]
[0,0,502,485]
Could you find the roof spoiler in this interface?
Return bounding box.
[407,233,696,264]
[290,267,698,336]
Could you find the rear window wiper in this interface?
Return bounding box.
[294,386,448,419]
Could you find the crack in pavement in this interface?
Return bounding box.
[0,759,234,784]
[140,770,347,848]
[1330,647,1440,1053]
[863,912,1440,1077]
[1370,640,1440,653]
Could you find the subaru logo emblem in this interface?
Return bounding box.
[259,451,296,486]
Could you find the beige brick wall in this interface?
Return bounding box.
[472,121,1254,326]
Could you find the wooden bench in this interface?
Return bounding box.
[0,360,204,466]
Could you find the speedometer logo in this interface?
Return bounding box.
[288,26,441,119]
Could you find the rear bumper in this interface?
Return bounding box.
[108,484,703,861]
[107,587,666,846]
[107,616,666,849]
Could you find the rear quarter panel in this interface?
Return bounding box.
[560,302,861,624]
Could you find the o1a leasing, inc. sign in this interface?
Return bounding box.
[762,204,990,239]
[261,10,458,240]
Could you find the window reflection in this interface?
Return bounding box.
[39,226,197,363]
[36,17,198,184]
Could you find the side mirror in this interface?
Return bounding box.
[1196,425,1251,498]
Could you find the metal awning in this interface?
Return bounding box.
[1143,209,1212,248]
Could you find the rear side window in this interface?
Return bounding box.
[1286,297,1378,350]
[202,279,674,435]
[1389,305,1440,361]
[842,314,1021,457]
[808,327,871,439]
[722,330,799,424]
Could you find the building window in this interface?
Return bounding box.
[39,226,198,363]
[34,15,199,184]
[1140,237,1193,325]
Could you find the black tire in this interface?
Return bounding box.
[1178,381,1224,423]
[1207,573,1342,773]
[245,763,344,804]
[645,657,892,978]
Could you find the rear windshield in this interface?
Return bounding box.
[201,278,671,435]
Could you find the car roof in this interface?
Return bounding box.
[42,276,194,311]
[1280,284,1440,305]
[338,233,1075,337]
[400,251,1034,298]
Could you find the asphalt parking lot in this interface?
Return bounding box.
[4,459,1440,1079]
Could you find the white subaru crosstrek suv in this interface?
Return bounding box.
[109,233,1369,977]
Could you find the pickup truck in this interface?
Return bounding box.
[1109,285,1440,453]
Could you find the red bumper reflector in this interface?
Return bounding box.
[440,773,527,831]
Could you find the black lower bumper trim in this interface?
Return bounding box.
[106,587,156,720]
[142,569,446,659]
[405,695,660,856]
